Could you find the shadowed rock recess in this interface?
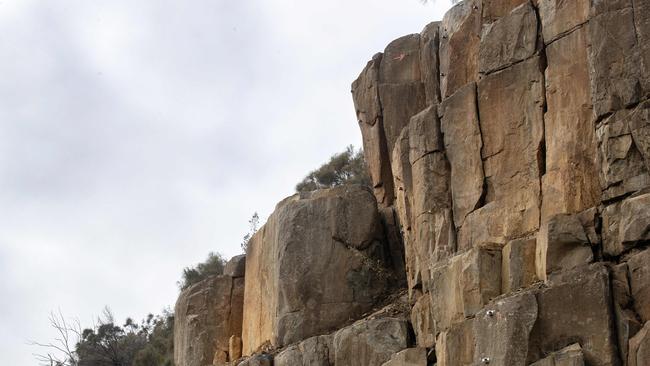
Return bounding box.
[174,0,650,365]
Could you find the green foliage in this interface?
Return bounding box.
[295,145,371,193]
[178,251,226,290]
[73,308,174,366]
[240,212,260,253]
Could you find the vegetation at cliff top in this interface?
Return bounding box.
[178,251,227,290]
[295,145,371,193]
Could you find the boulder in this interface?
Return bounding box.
[479,2,538,74]
[628,321,650,366]
[439,83,484,229]
[501,237,537,293]
[536,212,594,281]
[274,335,333,366]
[439,0,481,98]
[224,255,246,278]
[241,186,393,354]
[174,275,245,366]
[332,318,410,366]
[628,249,650,323]
[236,354,273,366]
[541,26,600,221]
[529,343,585,366]
[381,348,427,366]
[528,264,620,366]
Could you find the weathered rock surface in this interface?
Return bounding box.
[536,212,594,280]
[439,0,481,98]
[274,335,333,366]
[528,264,619,365]
[474,292,538,366]
[427,248,501,333]
[439,83,484,230]
[603,193,650,256]
[241,185,393,355]
[332,318,410,366]
[501,237,537,293]
[629,321,650,366]
[479,2,538,74]
[174,274,245,366]
[530,343,585,366]
[629,249,650,323]
[541,26,600,221]
[381,348,426,366]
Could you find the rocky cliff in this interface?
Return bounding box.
[174,0,650,365]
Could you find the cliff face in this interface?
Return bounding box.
[174,0,650,365]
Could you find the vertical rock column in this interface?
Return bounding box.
[173,255,246,366]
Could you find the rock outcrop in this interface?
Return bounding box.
[174,256,245,366]
[241,185,398,355]
[174,0,650,365]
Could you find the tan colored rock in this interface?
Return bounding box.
[332,318,410,366]
[378,34,427,161]
[420,22,441,106]
[392,126,417,292]
[501,237,537,293]
[274,335,333,366]
[352,54,394,207]
[381,348,427,366]
[536,212,594,281]
[596,104,650,201]
[588,5,643,118]
[635,0,650,95]
[236,354,273,366]
[629,249,650,323]
[479,2,538,74]
[528,264,619,366]
[482,0,529,22]
[380,206,407,287]
[611,264,643,365]
[427,248,501,333]
[537,0,590,43]
[411,294,435,348]
[456,203,507,251]
[602,193,650,256]
[174,275,245,366]
[541,26,600,221]
[477,56,544,240]
[241,186,392,354]
[530,343,585,366]
[224,255,246,278]
[229,336,242,362]
[474,292,538,366]
[630,101,650,173]
[439,83,484,228]
[439,0,481,98]
[628,321,650,366]
[435,318,476,366]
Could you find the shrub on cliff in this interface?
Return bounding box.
[178,252,226,290]
[295,145,371,192]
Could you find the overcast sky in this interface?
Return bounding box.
[0,1,452,364]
